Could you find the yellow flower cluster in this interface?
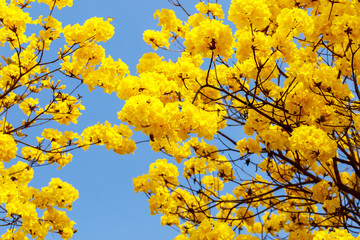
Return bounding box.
[63,17,114,45]
[80,121,136,155]
[118,96,224,142]
[0,133,17,162]
[0,0,137,238]
[84,56,129,93]
[0,0,32,48]
[143,8,188,51]
[154,9,185,35]
[38,15,63,49]
[33,178,79,210]
[4,0,360,238]
[60,41,105,76]
[143,29,171,50]
[289,125,337,164]
[195,2,224,19]
[184,18,234,60]
[45,94,85,125]
[19,97,39,116]
[43,208,76,239]
[228,0,271,30]
[0,161,78,239]
[130,1,360,236]
[314,229,359,240]
[188,219,235,240]
[236,137,262,157]
[201,175,224,192]
[133,159,179,193]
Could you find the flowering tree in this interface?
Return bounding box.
[129,0,360,239]
[0,0,135,239]
[2,0,360,239]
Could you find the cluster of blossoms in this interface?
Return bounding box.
[0,0,136,239]
[2,0,360,239]
[128,0,360,239]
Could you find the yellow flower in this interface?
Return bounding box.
[195,2,224,19]
[154,9,184,33]
[236,137,262,156]
[143,29,171,50]
[312,180,330,203]
[45,94,85,125]
[63,17,114,45]
[289,125,337,164]
[19,97,39,116]
[228,0,271,30]
[202,175,224,192]
[0,133,17,162]
[184,18,234,59]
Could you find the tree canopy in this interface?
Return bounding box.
[1,0,360,239]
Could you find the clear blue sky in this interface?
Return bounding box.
[19,1,194,239]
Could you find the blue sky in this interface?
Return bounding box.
[12,0,195,239]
